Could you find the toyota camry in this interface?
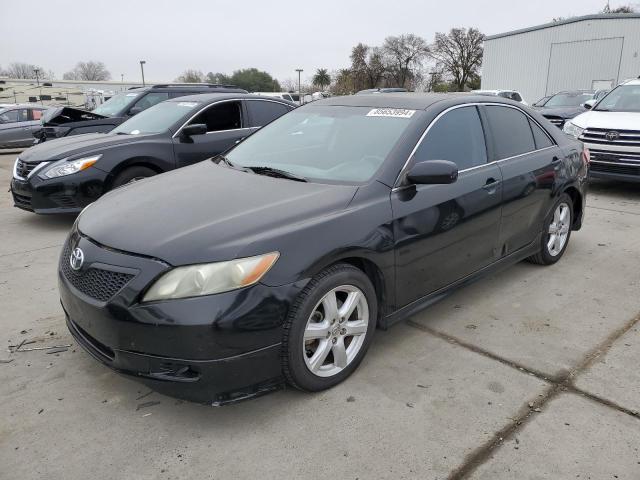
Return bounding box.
[59,93,588,404]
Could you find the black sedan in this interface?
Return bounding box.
[532,90,595,129]
[11,93,295,213]
[59,94,588,404]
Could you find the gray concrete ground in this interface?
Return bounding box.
[1,150,639,479]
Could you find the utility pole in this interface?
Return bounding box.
[34,68,40,86]
[295,68,303,105]
[139,60,146,86]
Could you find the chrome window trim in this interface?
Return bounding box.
[392,102,558,189]
[172,99,245,139]
[590,159,640,166]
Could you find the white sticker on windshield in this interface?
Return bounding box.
[366,108,416,118]
[126,93,139,97]
[177,102,198,108]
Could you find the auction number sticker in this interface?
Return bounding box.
[177,102,199,108]
[366,108,416,118]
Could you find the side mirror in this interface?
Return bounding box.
[181,123,207,137]
[583,99,596,110]
[407,160,458,185]
[128,106,143,116]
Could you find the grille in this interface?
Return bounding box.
[14,159,38,179]
[591,162,640,177]
[61,242,135,302]
[543,115,565,128]
[12,192,32,210]
[582,128,640,147]
[50,193,79,209]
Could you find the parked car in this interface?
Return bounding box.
[356,88,408,94]
[59,93,587,404]
[33,83,248,143]
[471,89,528,105]
[532,90,595,129]
[0,104,48,148]
[11,93,295,213]
[252,92,296,102]
[564,78,640,182]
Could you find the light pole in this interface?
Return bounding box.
[139,60,146,86]
[34,68,40,86]
[295,68,303,105]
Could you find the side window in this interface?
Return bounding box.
[247,100,291,127]
[511,92,523,102]
[413,106,487,171]
[529,119,554,149]
[0,110,20,123]
[17,109,29,122]
[188,101,242,132]
[484,106,536,160]
[30,109,44,121]
[132,92,169,112]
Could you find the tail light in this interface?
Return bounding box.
[581,148,590,166]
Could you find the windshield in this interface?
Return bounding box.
[594,85,640,112]
[92,91,141,116]
[111,100,201,135]
[226,105,417,183]
[544,92,593,108]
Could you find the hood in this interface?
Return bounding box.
[78,161,359,265]
[42,106,109,125]
[570,110,640,130]
[19,132,150,163]
[536,106,585,119]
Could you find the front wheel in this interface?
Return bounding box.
[282,264,377,392]
[527,194,573,265]
[111,166,157,189]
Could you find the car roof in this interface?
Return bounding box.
[167,92,297,106]
[622,78,640,86]
[314,92,475,110]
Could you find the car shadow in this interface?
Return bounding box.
[588,178,640,200]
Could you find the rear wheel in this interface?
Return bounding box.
[527,194,573,265]
[282,264,377,392]
[111,166,157,189]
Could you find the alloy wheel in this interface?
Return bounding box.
[302,285,369,378]
[547,202,571,256]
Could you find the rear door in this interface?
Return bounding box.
[172,100,251,168]
[481,104,559,255]
[392,105,503,307]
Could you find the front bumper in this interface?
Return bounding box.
[59,231,305,404]
[584,144,640,183]
[10,166,111,214]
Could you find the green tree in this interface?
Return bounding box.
[229,68,280,92]
[312,68,331,91]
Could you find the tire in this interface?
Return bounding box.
[527,193,573,265]
[111,166,157,189]
[282,263,377,392]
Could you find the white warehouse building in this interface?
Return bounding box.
[481,14,640,104]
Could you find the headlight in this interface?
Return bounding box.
[39,154,101,179]
[142,252,280,302]
[563,122,584,139]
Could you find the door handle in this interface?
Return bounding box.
[483,178,501,193]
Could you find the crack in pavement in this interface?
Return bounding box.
[588,205,640,216]
[406,311,640,479]
[0,243,64,259]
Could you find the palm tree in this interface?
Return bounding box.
[312,68,331,91]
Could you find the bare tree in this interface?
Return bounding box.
[5,62,45,79]
[349,43,388,90]
[602,3,636,13]
[280,78,297,92]
[63,61,111,81]
[382,34,430,88]
[175,69,204,83]
[430,28,484,92]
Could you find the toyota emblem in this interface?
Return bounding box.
[605,131,620,141]
[70,247,84,271]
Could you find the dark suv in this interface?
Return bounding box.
[34,84,248,142]
[12,93,295,214]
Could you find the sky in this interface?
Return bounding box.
[2,0,633,84]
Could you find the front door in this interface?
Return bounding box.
[172,100,251,168]
[392,105,503,308]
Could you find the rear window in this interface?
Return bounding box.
[247,100,291,126]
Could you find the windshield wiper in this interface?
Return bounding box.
[246,166,308,182]
[212,155,252,172]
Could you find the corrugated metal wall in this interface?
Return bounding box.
[482,17,640,104]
